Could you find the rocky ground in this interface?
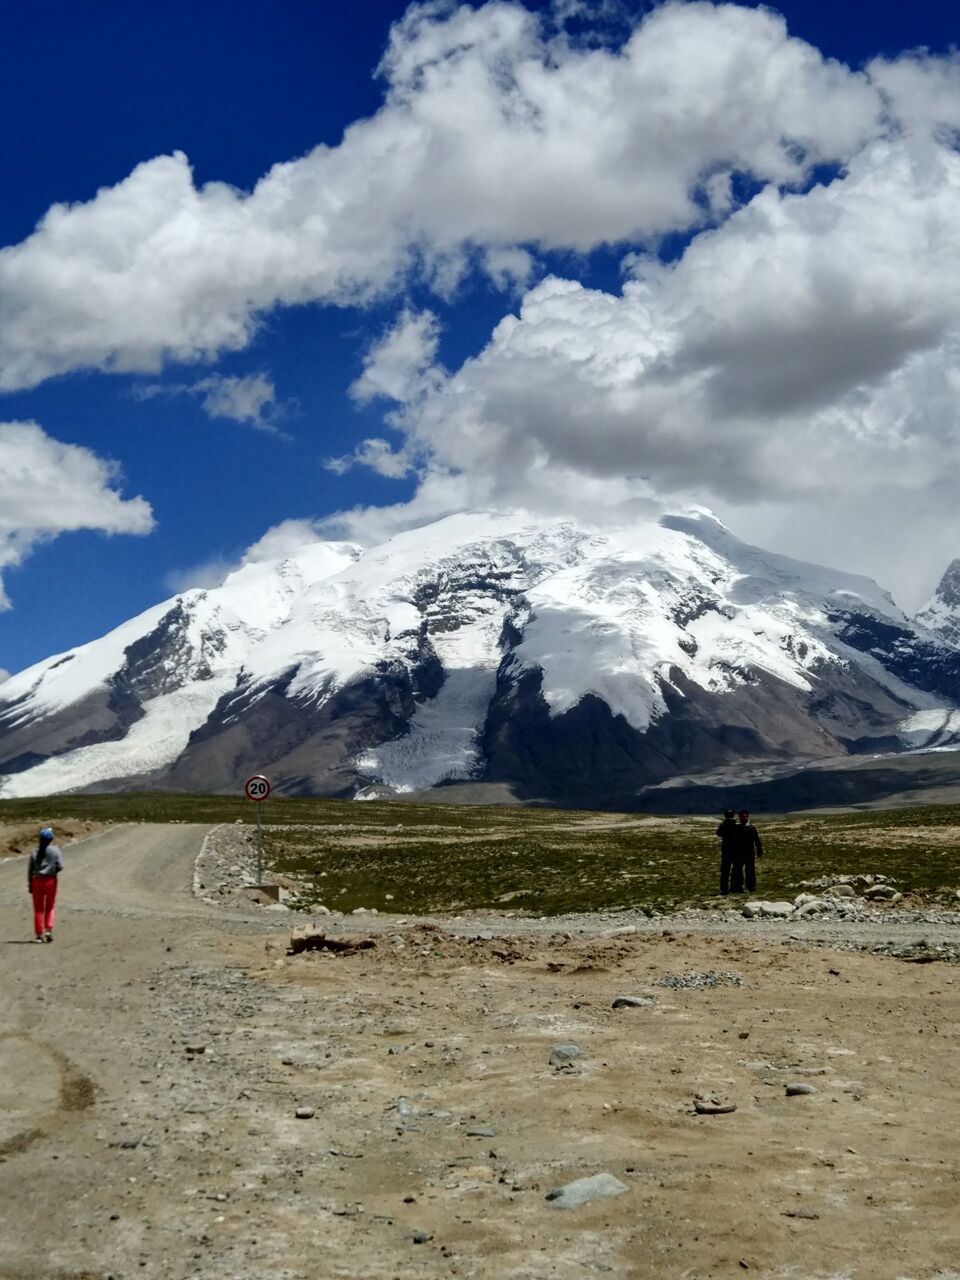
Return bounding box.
[2,823,960,1279]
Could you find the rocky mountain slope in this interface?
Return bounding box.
[917,559,960,649]
[2,509,959,807]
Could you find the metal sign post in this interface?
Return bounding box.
[255,800,263,885]
[243,775,271,886]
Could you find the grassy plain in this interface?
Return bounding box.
[3,791,960,916]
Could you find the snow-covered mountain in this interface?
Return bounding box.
[917,560,960,650]
[2,509,960,806]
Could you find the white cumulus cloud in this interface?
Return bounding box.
[330,119,960,606]
[0,421,154,609]
[136,372,285,430]
[0,2,882,389]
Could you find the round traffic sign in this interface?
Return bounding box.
[244,774,271,802]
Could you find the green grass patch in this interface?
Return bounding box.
[267,803,960,915]
[3,792,959,916]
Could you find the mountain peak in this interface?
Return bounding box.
[935,559,960,609]
[2,509,959,803]
[916,558,960,647]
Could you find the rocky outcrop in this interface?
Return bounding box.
[916,559,960,649]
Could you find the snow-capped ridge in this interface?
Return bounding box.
[916,558,960,649]
[2,508,959,801]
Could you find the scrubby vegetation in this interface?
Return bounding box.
[3,792,959,915]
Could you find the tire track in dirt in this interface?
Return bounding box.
[0,1033,96,1158]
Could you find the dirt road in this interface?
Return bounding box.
[2,825,960,1280]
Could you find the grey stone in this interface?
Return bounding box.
[785,1083,817,1097]
[742,901,763,919]
[864,883,898,901]
[832,883,857,898]
[549,1043,582,1068]
[465,1126,497,1137]
[295,1107,316,1119]
[545,1172,628,1209]
[759,901,795,918]
[796,900,829,918]
[694,1093,737,1115]
[612,995,655,1009]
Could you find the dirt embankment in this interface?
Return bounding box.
[0,818,104,860]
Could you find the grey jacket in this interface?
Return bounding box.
[29,841,63,886]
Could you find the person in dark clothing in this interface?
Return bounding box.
[730,810,764,893]
[28,826,63,942]
[716,809,739,894]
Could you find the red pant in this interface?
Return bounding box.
[31,875,58,935]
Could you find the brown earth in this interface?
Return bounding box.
[0,819,103,860]
[1,825,959,1279]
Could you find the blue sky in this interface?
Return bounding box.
[1,0,959,675]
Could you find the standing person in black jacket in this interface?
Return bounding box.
[731,810,764,893]
[716,810,738,895]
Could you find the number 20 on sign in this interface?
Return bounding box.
[245,775,270,802]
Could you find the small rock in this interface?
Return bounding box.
[184,1044,206,1055]
[465,1127,497,1137]
[785,1083,817,1097]
[411,1230,433,1244]
[864,884,898,901]
[295,1107,316,1119]
[796,900,829,918]
[549,1043,582,1068]
[758,901,796,918]
[832,883,857,898]
[741,901,763,919]
[545,1172,628,1209]
[612,995,655,1009]
[693,1093,737,1115]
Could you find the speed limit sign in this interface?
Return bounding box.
[244,775,271,802]
[244,775,271,885]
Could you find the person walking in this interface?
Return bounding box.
[28,826,63,942]
[730,809,764,893]
[716,809,739,894]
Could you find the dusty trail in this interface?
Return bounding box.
[1,825,959,1280]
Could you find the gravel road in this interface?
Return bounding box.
[2,824,959,1280]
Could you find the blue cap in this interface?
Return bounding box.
[39,827,54,840]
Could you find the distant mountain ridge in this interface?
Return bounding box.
[2,509,959,808]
